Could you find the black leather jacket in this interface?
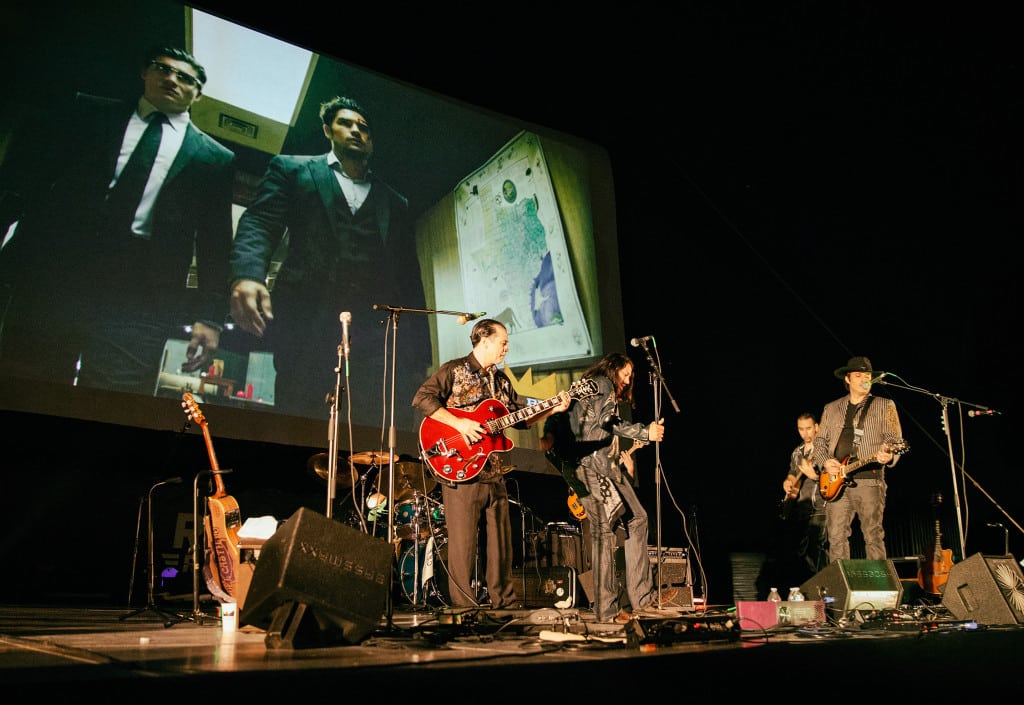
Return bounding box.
[571,375,651,481]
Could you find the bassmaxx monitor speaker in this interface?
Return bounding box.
[941,553,1024,625]
[239,507,392,647]
[800,559,903,612]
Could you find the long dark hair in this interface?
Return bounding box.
[582,352,635,407]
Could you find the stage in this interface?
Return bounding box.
[2,597,1021,697]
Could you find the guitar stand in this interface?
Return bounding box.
[177,471,221,626]
[120,477,187,628]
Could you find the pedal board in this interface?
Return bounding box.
[629,614,741,645]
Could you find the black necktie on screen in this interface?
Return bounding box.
[106,112,166,234]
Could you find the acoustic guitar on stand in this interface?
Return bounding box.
[420,378,598,483]
[181,393,241,602]
[819,439,909,502]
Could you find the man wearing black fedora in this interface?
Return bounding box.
[811,356,906,563]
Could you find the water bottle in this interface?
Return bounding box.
[767,587,782,602]
[788,587,805,601]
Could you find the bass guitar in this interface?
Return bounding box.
[181,393,241,601]
[918,492,954,594]
[567,438,647,520]
[778,454,814,520]
[819,439,909,502]
[420,378,599,483]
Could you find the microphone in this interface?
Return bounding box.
[968,409,1001,417]
[862,372,888,390]
[340,311,352,356]
[162,477,183,485]
[986,522,1005,528]
[630,335,654,347]
[457,311,486,325]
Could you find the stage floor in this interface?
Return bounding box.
[2,598,1021,697]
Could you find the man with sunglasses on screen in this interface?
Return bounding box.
[0,45,235,396]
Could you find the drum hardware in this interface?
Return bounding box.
[399,532,450,608]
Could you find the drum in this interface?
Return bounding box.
[399,535,450,606]
[395,494,432,540]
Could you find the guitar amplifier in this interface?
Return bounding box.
[649,546,690,587]
[514,566,577,608]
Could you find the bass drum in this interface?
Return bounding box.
[398,535,450,606]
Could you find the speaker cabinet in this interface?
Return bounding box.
[941,553,1024,625]
[800,559,903,611]
[239,508,392,647]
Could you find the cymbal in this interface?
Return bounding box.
[350,450,396,466]
[375,460,436,502]
[307,453,358,488]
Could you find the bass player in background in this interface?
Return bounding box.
[812,356,904,563]
[411,318,569,608]
[779,412,828,582]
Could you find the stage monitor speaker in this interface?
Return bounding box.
[239,507,392,647]
[800,559,903,612]
[941,553,1024,625]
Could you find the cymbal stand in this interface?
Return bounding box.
[120,477,185,627]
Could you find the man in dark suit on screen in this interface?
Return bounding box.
[229,95,427,425]
[0,44,235,396]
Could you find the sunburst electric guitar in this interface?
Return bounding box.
[181,393,241,601]
[918,492,954,594]
[819,439,909,502]
[567,438,647,520]
[420,378,599,483]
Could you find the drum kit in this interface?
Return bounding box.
[308,450,450,607]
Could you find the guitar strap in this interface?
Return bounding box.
[850,396,873,453]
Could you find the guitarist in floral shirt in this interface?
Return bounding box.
[412,319,569,608]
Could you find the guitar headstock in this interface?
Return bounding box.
[886,439,910,456]
[569,378,600,401]
[181,392,207,427]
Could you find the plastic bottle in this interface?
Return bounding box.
[767,587,782,602]
[788,587,805,601]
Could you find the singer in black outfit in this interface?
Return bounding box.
[229,95,427,423]
[811,356,904,562]
[0,45,235,395]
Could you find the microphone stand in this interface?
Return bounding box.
[875,374,1012,561]
[373,303,473,627]
[325,320,358,524]
[120,477,185,627]
[634,339,679,607]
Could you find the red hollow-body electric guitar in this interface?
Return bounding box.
[420,378,598,483]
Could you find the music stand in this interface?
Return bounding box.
[120,477,185,627]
